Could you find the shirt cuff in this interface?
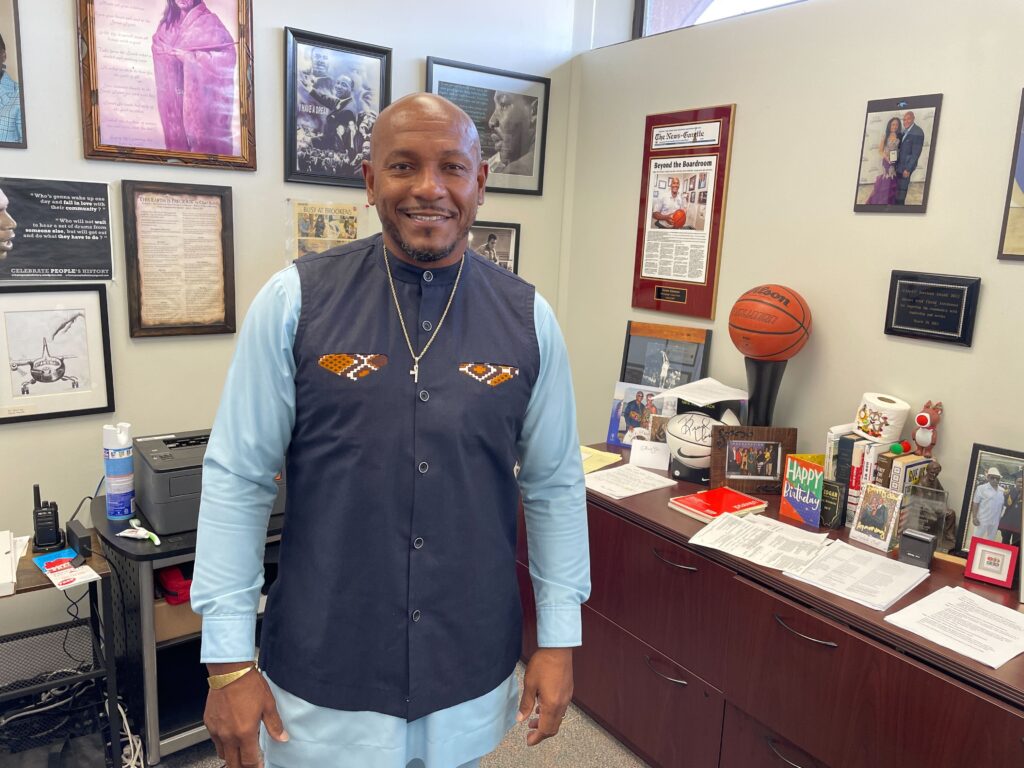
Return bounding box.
[199,614,258,663]
[536,605,583,647]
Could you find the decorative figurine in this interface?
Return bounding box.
[912,400,943,458]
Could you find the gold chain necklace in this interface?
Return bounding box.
[383,242,464,383]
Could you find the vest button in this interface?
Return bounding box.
[418,389,430,402]
[411,609,422,622]
[413,537,424,549]
[421,320,432,331]
[418,461,429,474]
[423,271,433,283]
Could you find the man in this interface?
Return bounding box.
[0,187,15,257]
[999,471,1023,547]
[481,233,499,264]
[652,177,687,228]
[971,467,1007,543]
[0,32,23,144]
[622,390,646,431]
[487,92,535,175]
[192,93,589,768]
[895,110,925,206]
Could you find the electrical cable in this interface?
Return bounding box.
[68,475,105,523]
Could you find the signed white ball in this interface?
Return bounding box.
[665,409,741,469]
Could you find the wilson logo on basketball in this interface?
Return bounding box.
[728,284,813,362]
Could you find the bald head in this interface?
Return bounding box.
[370,93,481,164]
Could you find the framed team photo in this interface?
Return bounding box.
[77,0,256,169]
[468,221,519,274]
[426,57,549,195]
[709,425,796,495]
[853,93,942,213]
[0,0,26,148]
[284,28,391,188]
[955,443,1024,557]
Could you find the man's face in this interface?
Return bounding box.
[364,98,487,265]
[903,112,914,129]
[174,0,199,9]
[635,392,644,403]
[0,189,16,255]
[488,93,531,163]
[311,50,329,78]
[335,77,352,99]
[989,473,1001,487]
[670,178,680,195]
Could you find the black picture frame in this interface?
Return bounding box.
[998,89,1024,261]
[883,270,980,347]
[121,180,236,338]
[955,443,1024,558]
[426,57,550,196]
[854,93,943,213]
[0,284,114,424]
[469,220,520,274]
[0,0,27,148]
[284,28,391,188]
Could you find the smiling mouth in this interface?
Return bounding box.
[403,211,453,223]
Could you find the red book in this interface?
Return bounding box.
[668,486,767,522]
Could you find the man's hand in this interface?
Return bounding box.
[902,170,910,178]
[204,663,288,768]
[516,648,574,747]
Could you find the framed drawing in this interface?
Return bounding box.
[121,180,235,337]
[632,105,735,319]
[955,443,1024,557]
[710,425,796,495]
[0,284,114,425]
[0,0,26,148]
[853,93,942,213]
[998,89,1024,261]
[619,321,711,389]
[965,538,1018,590]
[469,220,519,273]
[284,28,391,188]
[76,0,256,169]
[426,57,549,195]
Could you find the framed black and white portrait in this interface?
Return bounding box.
[426,57,549,195]
[469,221,519,274]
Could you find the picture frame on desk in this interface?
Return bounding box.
[709,425,796,495]
[964,538,1018,590]
[0,284,114,425]
[955,443,1024,558]
[618,320,710,389]
[850,483,903,552]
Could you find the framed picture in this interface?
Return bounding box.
[632,105,735,319]
[607,380,677,448]
[426,57,549,195]
[965,538,1019,589]
[850,483,904,552]
[619,320,710,389]
[0,284,114,425]
[468,221,519,273]
[76,0,256,170]
[121,180,235,337]
[0,0,27,148]
[284,28,390,188]
[854,93,942,213]
[998,89,1024,261]
[883,270,980,347]
[955,444,1024,557]
[710,425,796,494]
[290,200,360,261]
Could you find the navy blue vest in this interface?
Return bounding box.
[259,235,539,720]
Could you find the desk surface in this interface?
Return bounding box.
[14,536,111,596]
[89,496,284,561]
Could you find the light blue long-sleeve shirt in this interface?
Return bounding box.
[191,264,589,766]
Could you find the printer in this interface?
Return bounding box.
[134,429,286,535]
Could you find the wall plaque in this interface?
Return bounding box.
[884,270,979,346]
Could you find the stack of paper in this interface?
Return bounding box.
[885,586,1024,669]
[784,540,929,611]
[0,530,16,597]
[584,464,676,500]
[580,445,622,474]
[688,514,830,571]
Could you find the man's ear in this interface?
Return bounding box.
[477,162,489,205]
[363,161,375,205]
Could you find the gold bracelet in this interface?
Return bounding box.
[207,662,259,690]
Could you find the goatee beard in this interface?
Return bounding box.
[383,221,470,263]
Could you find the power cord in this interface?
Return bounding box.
[68,476,105,523]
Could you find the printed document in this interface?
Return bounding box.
[785,540,929,611]
[688,514,830,571]
[884,586,1024,669]
[580,446,623,474]
[585,464,676,499]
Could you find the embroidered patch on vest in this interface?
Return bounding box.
[459,362,519,387]
[319,353,389,381]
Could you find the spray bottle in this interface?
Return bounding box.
[103,422,134,521]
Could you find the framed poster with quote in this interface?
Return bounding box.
[632,105,735,320]
[884,270,979,347]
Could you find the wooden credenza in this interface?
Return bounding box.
[516,452,1024,768]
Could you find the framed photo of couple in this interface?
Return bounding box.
[854,94,943,213]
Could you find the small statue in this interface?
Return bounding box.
[917,460,957,551]
[913,400,943,458]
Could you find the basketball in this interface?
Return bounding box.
[666,409,741,469]
[671,209,687,228]
[728,284,812,361]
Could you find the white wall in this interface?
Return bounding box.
[564,0,1024,516]
[1,0,581,630]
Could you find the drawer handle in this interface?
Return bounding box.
[643,654,688,686]
[773,614,838,648]
[766,738,808,768]
[652,548,698,572]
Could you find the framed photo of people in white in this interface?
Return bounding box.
[426,57,549,196]
[468,221,519,274]
[284,28,391,188]
[0,0,26,148]
[955,444,1024,558]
